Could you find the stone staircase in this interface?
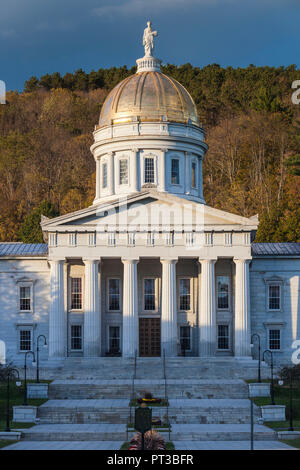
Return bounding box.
[9,357,285,450]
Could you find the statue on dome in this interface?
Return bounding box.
[143,21,158,57]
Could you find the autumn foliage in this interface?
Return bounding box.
[0,64,299,242]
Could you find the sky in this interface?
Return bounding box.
[1,0,300,91]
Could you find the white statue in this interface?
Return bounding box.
[143,21,158,57]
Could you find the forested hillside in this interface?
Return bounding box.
[0,63,299,243]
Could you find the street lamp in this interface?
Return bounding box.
[5,368,21,432]
[251,334,261,383]
[23,351,36,406]
[263,349,275,405]
[36,335,47,383]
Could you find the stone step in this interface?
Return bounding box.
[37,398,259,425]
[168,424,277,441]
[2,441,124,450]
[20,424,127,441]
[49,379,248,400]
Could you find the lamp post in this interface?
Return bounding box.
[288,369,294,432]
[5,368,21,432]
[251,334,261,383]
[263,349,275,405]
[23,351,36,406]
[36,335,47,383]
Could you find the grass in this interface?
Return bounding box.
[0,381,49,432]
[0,440,18,449]
[120,441,175,450]
[279,439,300,449]
[250,380,300,431]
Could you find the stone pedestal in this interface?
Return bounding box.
[13,406,37,423]
[27,383,49,399]
[161,258,178,357]
[199,259,217,357]
[83,259,100,357]
[249,382,270,398]
[261,405,286,422]
[48,259,65,358]
[122,258,139,357]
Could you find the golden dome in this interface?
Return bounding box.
[99,71,199,128]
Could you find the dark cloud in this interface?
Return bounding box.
[1,0,299,91]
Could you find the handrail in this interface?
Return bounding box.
[163,349,171,442]
[130,349,138,425]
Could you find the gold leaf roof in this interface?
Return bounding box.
[99,71,199,128]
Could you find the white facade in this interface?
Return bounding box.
[0,31,300,367]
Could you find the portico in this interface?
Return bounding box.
[47,251,253,359]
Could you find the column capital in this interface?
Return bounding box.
[107,151,114,157]
[233,258,252,264]
[160,148,168,153]
[121,257,140,264]
[82,258,101,265]
[131,147,139,153]
[198,258,217,264]
[160,257,178,264]
[48,258,65,265]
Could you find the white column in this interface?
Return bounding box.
[161,258,178,356]
[159,149,166,192]
[234,259,251,357]
[49,259,65,358]
[199,259,217,357]
[83,258,100,357]
[185,151,190,195]
[131,148,138,192]
[95,158,100,200]
[122,257,139,357]
[108,151,115,196]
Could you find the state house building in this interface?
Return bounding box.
[0,25,299,367]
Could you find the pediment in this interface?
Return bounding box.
[41,190,258,232]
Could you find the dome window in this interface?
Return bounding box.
[171,159,180,185]
[119,159,128,185]
[191,162,196,188]
[144,157,155,184]
[102,162,108,188]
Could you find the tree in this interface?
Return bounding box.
[18,201,59,243]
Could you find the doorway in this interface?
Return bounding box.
[139,318,161,357]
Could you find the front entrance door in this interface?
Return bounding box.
[139,318,161,357]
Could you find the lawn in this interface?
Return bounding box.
[0,440,18,449]
[250,380,300,430]
[279,438,300,449]
[0,380,49,432]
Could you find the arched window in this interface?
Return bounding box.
[171,159,180,184]
[119,159,128,185]
[102,162,107,188]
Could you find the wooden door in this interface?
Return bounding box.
[139,318,161,357]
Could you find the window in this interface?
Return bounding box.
[144,279,155,310]
[180,326,191,351]
[144,158,155,183]
[109,279,120,311]
[119,159,128,185]
[191,162,196,188]
[71,278,82,310]
[269,285,280,310]
[147,232,155,246]
[218,325,229,350]
[20,286,31,311]
[108,232,116,246]
[19,330,32,351]
[109,326,120,353]
[102,162,107,188]
[71,325,82,350]
[179,279,191,310]
[171,159,180,184]
[217,276,229,309]
[269,329,281,350]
